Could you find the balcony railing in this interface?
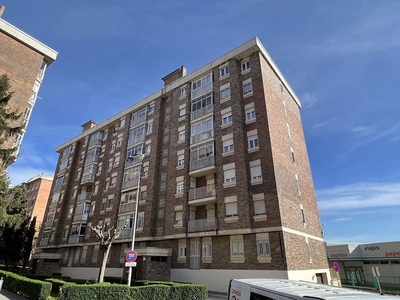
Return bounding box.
[130,115,147,127]
[191,103,214,121]
[118,228,133,239]
[81,173,95,185]
[85,155,100,164]
[73,213,89,223]
[77,192,92,202]
[88,139,102,148]
[39,239,49,247]
[119,202,135,214]
[127,135,145,147]
[188,218,217,233]
[121,178,139,190]
[189,155,215,172]
[190,129,214,144]
[189,184,216,201]
[68,235,85,244]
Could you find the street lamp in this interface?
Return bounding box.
[127,153,144,287]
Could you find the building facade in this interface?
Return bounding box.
[34,37,329,292]
[0,7,57,160]
[25,174,53,231]
[327,242,400,289]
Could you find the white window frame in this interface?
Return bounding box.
[241,59,250,73]
[243,78,253,96]
[219,64,229,79]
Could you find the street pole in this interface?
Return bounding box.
[127,153,144,287]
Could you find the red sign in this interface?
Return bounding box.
[126,250,137,262]
[332,261,340,272]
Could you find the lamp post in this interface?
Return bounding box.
[127,153,144,287]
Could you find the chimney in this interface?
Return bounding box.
[161,66,187,86]
[0,6,5,18]
[81,120,97,132]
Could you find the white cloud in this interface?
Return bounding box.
[301,92,317,108]
[317,182,400,212]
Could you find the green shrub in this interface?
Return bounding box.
[59,283,132,300]
[45,278,69,294]
[130,284,170,300]
[169,284,208,300]
[104,276,127,284]
[0,270,52,300]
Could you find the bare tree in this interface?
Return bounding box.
[89,224,126,283]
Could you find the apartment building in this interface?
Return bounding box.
[0,6,57,161]
[25,174,53,231]
[34,37,329,292]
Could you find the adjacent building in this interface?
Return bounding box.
[327,242,400,289]
[34,37,329,292]
[0,6,57,161]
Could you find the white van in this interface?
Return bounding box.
[228,278,399,299]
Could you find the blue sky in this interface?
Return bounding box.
[2,1,399,245]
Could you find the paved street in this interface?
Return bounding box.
[208,292,227,300]
[0,290,26,300]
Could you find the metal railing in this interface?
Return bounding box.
[81,173,96,185]
[77,192,92,202]
[73,213,89,222]
[189,184,216,201]
[190,128,214,144]
[189,155,215,172]
[119,202,135,214]
[188,218,217,233]
[68,235,85,244]
[191,103,214,121]
[122,178,139,190]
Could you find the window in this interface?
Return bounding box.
[241,59,250,73]
[137,212,144,230]
[245,102,256,123]
[180,87,187,98]
[42,228,51,240]
[103,218,111,233]
[225,196,238,218]
[219,64,229,78]
[190,116,214,144]
[55,176,64,187]
[179,104,186,117]
[106,196,114,210]
[110,173,117,187]
[287,123,292,140]
[176,177,184,195]
[175,211,183,225]
[178,239,187,262]
[221,108,233,127]
[306,237,312,262]
[300,204,306,224]
[250,159,262,183]
[202,237,212,259]
[191,72,213,98]
[177,154,184,167]
[149,103,155,114]
[256,233,271,258]
[230,235,244,257]
[101,199,106,212]
[220,84,231,101]
[291,147,296,164]
[253,194,266,218]
[190,141,214,163]
[243,78,253,96]
[116,136,123,147]
[128,124,146,145]
[147,121,153,134]
[130,107,147,127]
[90,201,96,214]
[178,129,185,142]
[283,100,288,116]
[59,160,68,171]
[191,92,213,120]
[247,130,259,151]
[67,205,73,218]
[223,163,236,185]
[295,174,301,196]
[222,133,234,154]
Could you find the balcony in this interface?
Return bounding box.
[130,115,147,127]
[190,129,214,145]
[88,139,102,148]
[188,184,216,206]
[189,156,216,175]
[191,103,214,121]
[68,235,85,244]
[85,155,100,164]
[121,178,139,190]
[118,228,133,239]
[81,173,95,186]
[77,192,92,202]
[119,202,135,214]
[39,239,49,247]
[188,218,217,233]
[73,213,89,223]
[128,135,145,147]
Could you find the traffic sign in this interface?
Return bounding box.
[332,261,340,272]
[126,250,137,262]
[125,262,137,267]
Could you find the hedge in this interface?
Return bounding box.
[0,270,52,300]
[169,284,208,300]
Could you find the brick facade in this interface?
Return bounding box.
[34,38,329,288]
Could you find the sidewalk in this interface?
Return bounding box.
[0,290,26,300]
